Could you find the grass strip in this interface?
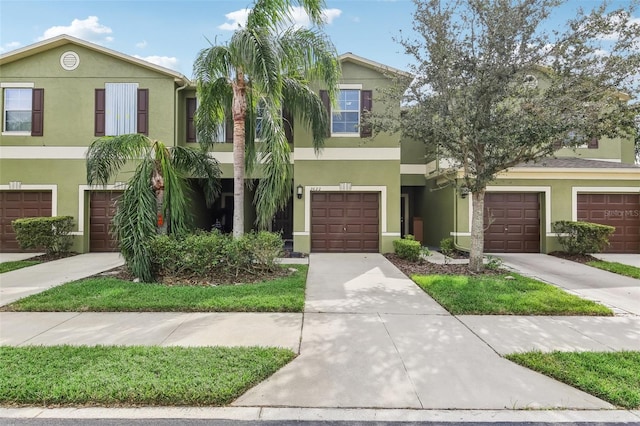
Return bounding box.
[3,265,307,313]
[412,273,612,315]
[586,261,640,280]
[507,351,640,409]
[0,345,294,406]
[0,260,41,274]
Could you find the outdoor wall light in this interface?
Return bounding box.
[460,187,470,199]
[297,184,304,199]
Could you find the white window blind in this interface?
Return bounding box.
[105,83,138,135]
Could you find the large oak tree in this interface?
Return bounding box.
[385,0,639,271]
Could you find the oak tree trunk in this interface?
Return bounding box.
[469,189,485,272]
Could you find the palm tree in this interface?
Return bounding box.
[193,0,340,237]
[86,134,221,281]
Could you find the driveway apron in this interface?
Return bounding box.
[234,253,610,409]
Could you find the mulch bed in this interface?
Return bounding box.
[384,253,502,277]
[24,252,78,262]
[548,251,598,264]
[95,265,295,286]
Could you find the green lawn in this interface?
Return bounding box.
[587,260,640,279]
[3,265,307,312]
[507,351,640,409]
[0,260,41,274]
[0,345,294,406]
[412,273,612,315]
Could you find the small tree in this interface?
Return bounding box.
[86,134,221,281]
[377,0,639,272]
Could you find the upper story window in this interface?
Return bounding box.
[1,83,44,136]
[332,89,360,135]
[320,86,372,138]
[95,83,148,136]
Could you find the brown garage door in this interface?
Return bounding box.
[0,191,52,252]
[311,192,379,252]
[577,193,639,253]
[484,192,540,253]
[90,191,123,252]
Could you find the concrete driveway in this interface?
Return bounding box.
[592,253,640,268]
[0,253,124,306]
[234,253,611,410]
[497,253,640,316]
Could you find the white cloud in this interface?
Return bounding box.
[136,40,148,49]
[133,55,179,70]
[0,41,22,53]
[37,16,113,44]
[218,7,341,31]
[218,9,250,31]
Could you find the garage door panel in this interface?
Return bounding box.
[0,191,53,252]
[577,193,639,253]
[311,192,379,253]
[484,192,540,253]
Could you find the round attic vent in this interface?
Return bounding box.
[60,51,80,71]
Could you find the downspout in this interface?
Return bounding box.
[174,79,189,147]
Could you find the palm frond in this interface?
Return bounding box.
[229,28,282,97]
[247,0,326,29]
[171,146,222,208]
[253,98,293,229]
[86,134,151,186]
[112,159,156,282]
[278,27,340,100]
[282,77,329,151]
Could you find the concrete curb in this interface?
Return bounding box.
[1,407,639,422]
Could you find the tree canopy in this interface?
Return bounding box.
[193,0,340,237]
[378,0,640,271]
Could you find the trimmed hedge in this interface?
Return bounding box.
[393,236,422,262]
[150,231,284,279]
[553,220,615,255]
[11,216,74,255]
[440,237,455,256]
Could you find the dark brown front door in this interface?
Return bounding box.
[484,192,540,253]
[90,191,122,252]
[272,197,293,240]
[577,193,639,253]
[0,191,52,252]
[311,192,379,252]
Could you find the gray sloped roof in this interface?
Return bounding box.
[517,157,640,169]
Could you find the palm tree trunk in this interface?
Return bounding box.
[469,189,485,272]
[232,73,248,238]
[151,166,167,235]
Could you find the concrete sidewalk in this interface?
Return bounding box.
[497,253,640,316]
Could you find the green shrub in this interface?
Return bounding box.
[440,237,454,256]
[553,221,615,255]
[12,216,74,255]
[393,237,422,262]
[150,231,284,280]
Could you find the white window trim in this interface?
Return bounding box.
[331,84,363,137]
[2,83,35,135]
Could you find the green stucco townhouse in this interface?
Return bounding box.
[1,35,639,254]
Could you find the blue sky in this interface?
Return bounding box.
[0,0,637,78]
